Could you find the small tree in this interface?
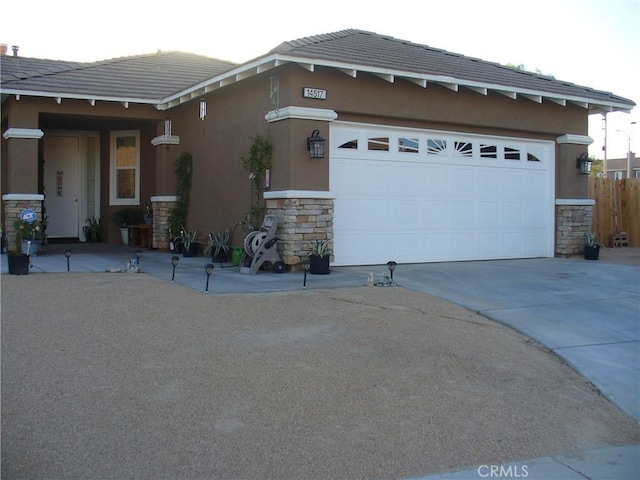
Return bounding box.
[241,134,272,229]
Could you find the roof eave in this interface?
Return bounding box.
[0,87,164,109]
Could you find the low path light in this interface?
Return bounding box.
[171,256,180,282]
[387,260,397,283]
[135,249,142,264]
[301,256,311,289]
[204,263,214,293]
[64,249,71,272]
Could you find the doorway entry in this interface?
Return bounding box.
[43,132,100,240]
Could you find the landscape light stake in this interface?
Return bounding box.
[171,256,180,282]
[64,249,72,272]
[135,249,142,264]
[204,263,214,293]
[301,257,311,289]
[387,260,397,283]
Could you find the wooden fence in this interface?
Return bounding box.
[588,178,640,247]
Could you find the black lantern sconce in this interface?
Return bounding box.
[64,249,72,272]
[171,255,180,282]
[576,153,593,175]
[301,256,311,289]
[307,129,326,159]
[204,263,214,293]
[387,260,397,282]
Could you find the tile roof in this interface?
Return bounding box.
[1,51,237,103]
[1,29,634,112]
[269,29,635,109]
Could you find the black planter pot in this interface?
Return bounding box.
[309,254,330,275]
[211,249,228,264]
[7,254,30,275]
[182,242,198,258]
[584,245,600,260]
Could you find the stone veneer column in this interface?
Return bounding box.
[151,196,177,250]
[2,194,45,253]
[555,199,595,256]
[264,190,336,268]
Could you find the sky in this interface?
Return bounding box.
[3,0,638,158]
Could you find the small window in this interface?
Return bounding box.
[527,153,541,162]
[368,136,389,151]
[480,144,497,159]
[614,171,623,180]
[454,141,473,157]
[635,171,640,179]
[338,139,358,149]
[427,139,447,155]
[399,137,419,153]
[110,130,140,205]
[504,147,521,160]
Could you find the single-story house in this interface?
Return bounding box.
[2,29,636,266]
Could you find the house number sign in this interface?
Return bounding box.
[302,87,327,100]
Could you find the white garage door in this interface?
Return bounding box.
[330,124,555,266]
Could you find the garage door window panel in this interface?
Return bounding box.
[368,136,389,151]
[399,137,419,153]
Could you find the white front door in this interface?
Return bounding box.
[44,135,80,238]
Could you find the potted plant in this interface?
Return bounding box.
[584,232,605,260]
[7,220,36,275]
[83,216,104,242]
[308,238,333,274]
[112,208,144,245]
[15,218,44,256]
[205,229,230,264]
[180,226,198,257]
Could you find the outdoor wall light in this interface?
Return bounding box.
[171,255,180,282]
[387,260,397,282]
[301,256,311,289]
[307,129,326,159]
[64,249,71,272]
[576,153,593,175]
[204,263,215,293]
[199,99,207,120]
[135,249,142,264]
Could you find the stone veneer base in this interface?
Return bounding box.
[150,196,177,250]
[555,199,595,256]
[265,192,335,267]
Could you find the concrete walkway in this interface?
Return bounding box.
[2,245,639,479]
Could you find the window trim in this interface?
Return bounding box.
[110,130,140,205]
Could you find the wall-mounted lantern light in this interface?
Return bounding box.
[307,129,326,158]
[576,153,593,175]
